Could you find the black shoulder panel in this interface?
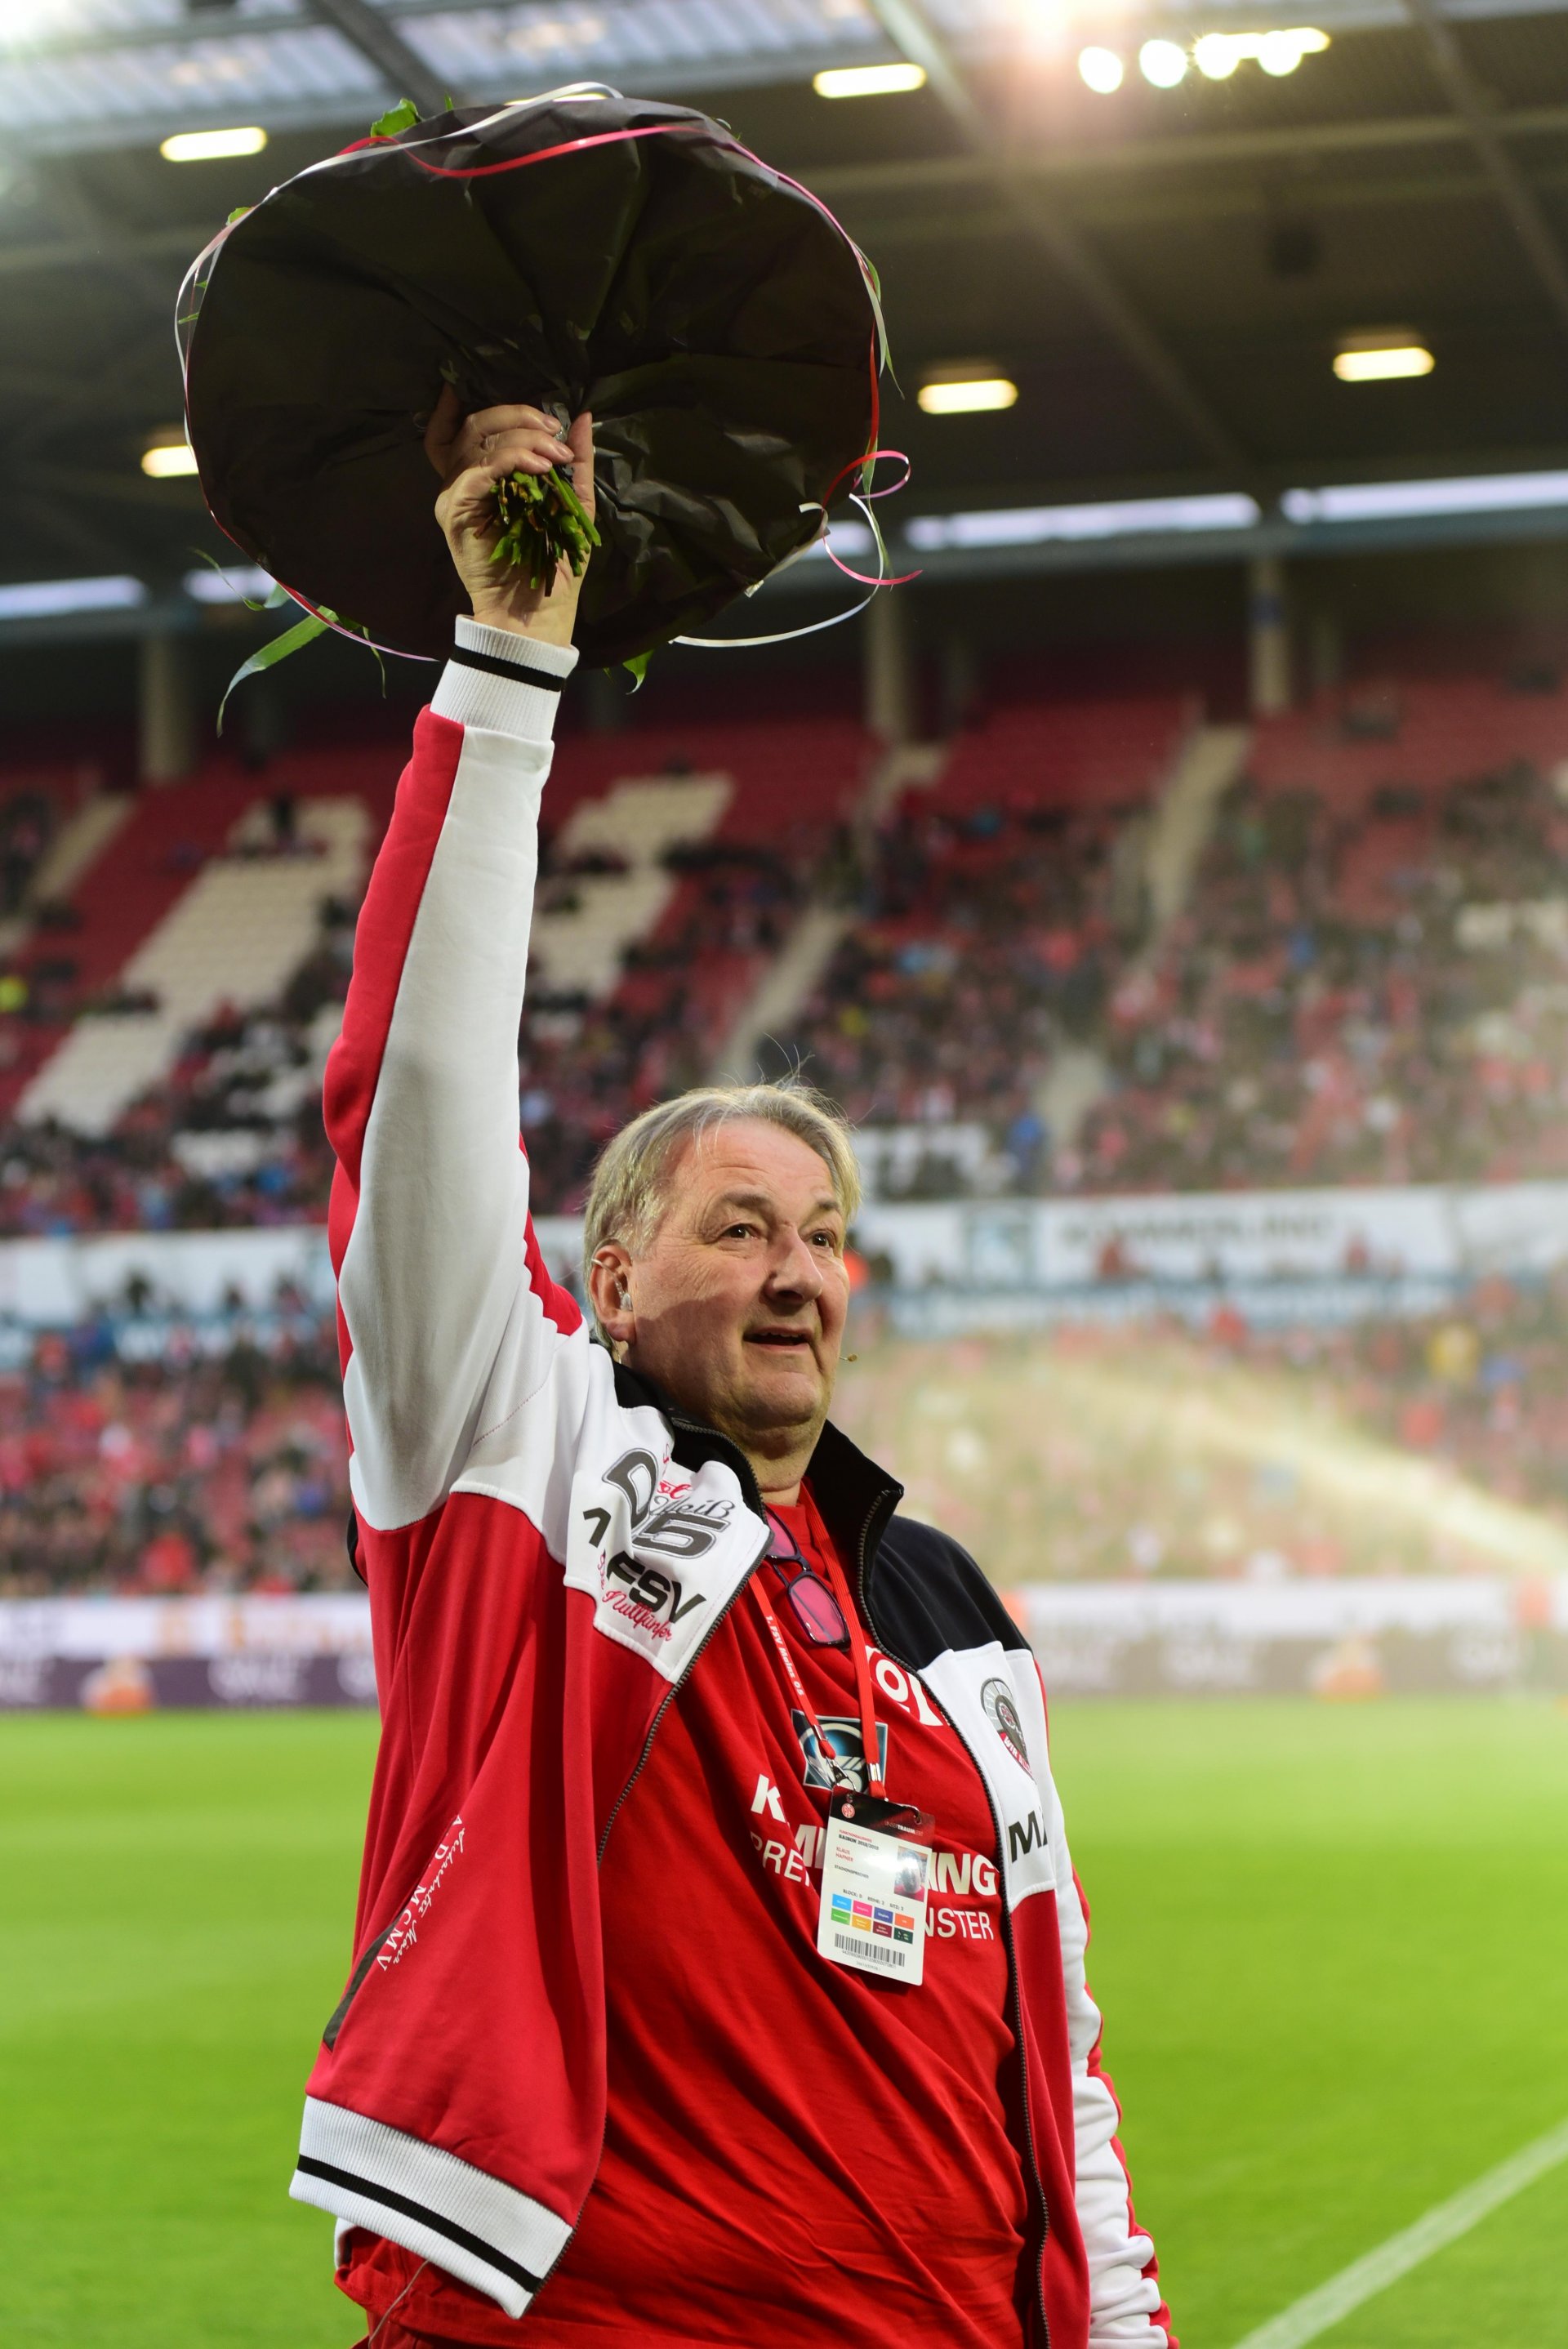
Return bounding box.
[867,1513,1032,1674]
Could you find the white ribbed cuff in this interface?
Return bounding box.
[430,617,579,742]
[292,2094,572,2319]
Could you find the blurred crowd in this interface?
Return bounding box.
[0,785,54,919]
[0,834,806,1234]
[0,1307,350,1599]
[515,837,805,1210]
[2,716,1568,1234]
[0,897,353,1237]
[1234,1274,1568,1521]
[7,1272,1563,1598]
[1076,760,1568,1192]
[776,800,1134,1194]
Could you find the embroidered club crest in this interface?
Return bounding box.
[981,1677,1031,1776]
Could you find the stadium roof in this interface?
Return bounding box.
[10,0,1568,638]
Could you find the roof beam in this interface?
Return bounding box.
[28,461,204,513]
[810,100,1568,201]
[305,0,454,117]
[3,484,148,579]
[6,98,1568,296]
[36,157,185,318]
[0,225,220,285]
[863,0,1255,482]
[1402,0,1568,330]
[7,104,1568,265]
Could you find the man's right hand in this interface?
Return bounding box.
[427,389,595,648]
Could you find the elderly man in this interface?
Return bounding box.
[290,397,1174,2349]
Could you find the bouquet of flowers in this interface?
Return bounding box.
[177,87,889,671]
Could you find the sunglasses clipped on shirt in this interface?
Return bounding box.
[764,1509,849,1650]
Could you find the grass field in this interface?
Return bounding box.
[2,1700,1565,2348]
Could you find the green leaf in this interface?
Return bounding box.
[217,611,330,733]
[623,651,651,689]
[371,97,420,138]
[188,547,283,614]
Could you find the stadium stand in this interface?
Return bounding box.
[7,1268,1564,1597]
[0,1306,349,1599]
[0,716,872,1229]
[1077,684,1568,1192]
[6,669,1568,1228]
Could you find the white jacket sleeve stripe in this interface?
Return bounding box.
[327,661,576,1534]
[1045,1673,1172,2347]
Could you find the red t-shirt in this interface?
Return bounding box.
[344,1487,1032,2347]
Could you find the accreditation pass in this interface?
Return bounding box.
[817,1794,930,1985]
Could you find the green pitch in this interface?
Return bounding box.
[2,1701,1565,2348]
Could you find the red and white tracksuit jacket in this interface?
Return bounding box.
[289,617,1174,2349]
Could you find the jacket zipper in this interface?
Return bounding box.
[854,1507,1053,2349]
[595,1518,771,1864]
[587,1406,1054,2337]
[541,1423,774,2301]
[596,1403,773,1863]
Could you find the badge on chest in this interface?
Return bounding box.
[817,1793,933,1986]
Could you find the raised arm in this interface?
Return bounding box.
[323,401,595,1532]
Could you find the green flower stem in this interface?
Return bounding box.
[491,466,600,595]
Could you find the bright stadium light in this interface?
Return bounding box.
[160,126,269,162]
[813,62,927,97]
[183,563,275,603]
[918,377,1020,416]
[1139,38,1188,87]
[1078,45,1125,92]
[0,576,148,619]
[1195,28,1327,78]
[1334,340,1435,382]
[141,440,199,478]
[1194,33,1241,75]
[1258,27,1307,72]
[1281,471,1568,524]
[906,493,1260,549]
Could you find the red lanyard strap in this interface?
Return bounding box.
[751,1547,885,1795]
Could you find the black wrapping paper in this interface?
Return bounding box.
[179,92,883,666]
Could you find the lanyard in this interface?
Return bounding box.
[751,1534,885,1795]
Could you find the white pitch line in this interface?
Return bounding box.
[1229,2115,1568,2349]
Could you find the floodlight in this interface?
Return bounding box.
[0,577,147,619]
[141,441,199,478]
[1194,28,1327,78]
[1333,342,1434,382]
[183,564,275,604]
[906,493,1260,549]
[160,127,269,163]
[1258,29,1305,73]
[1140,39,1187,87]
[1078,45,1124,92]
[813,62,927,98]
[1283,471,1568,524]
[918,378,1020,415]
[1194,33,1241,76]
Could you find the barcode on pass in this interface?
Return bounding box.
[834,1932,902,1967]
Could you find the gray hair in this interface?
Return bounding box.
[581,1079,861,1316]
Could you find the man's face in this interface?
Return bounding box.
[602,1120,850,1467]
